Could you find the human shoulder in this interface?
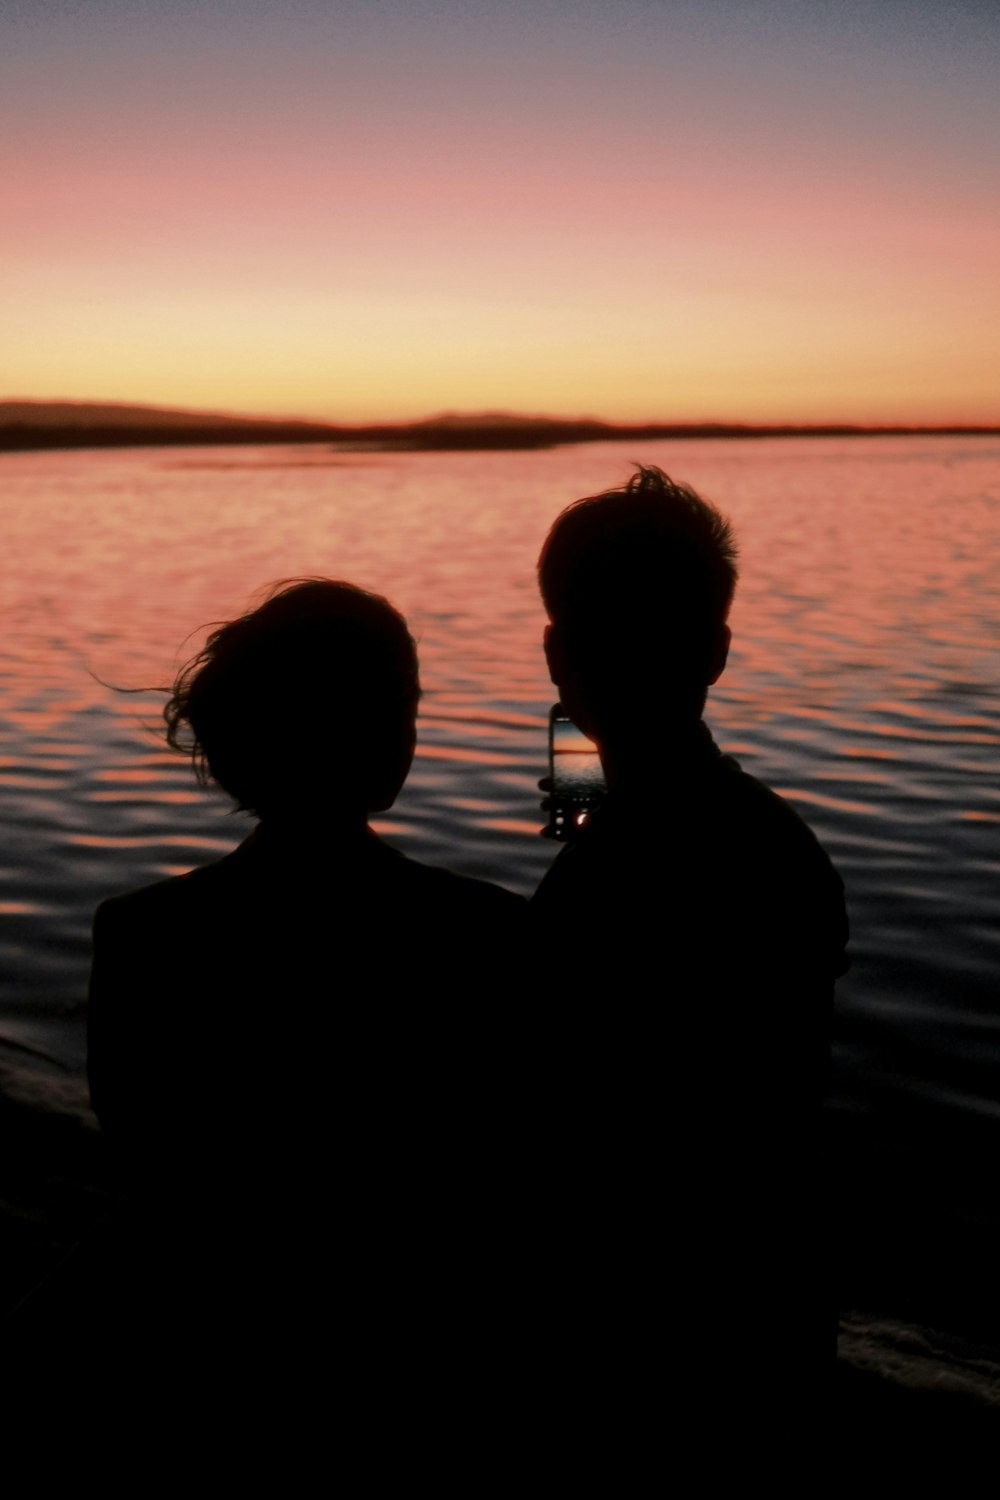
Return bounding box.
[92,848,269,975]
[530,748,845,919]
[389,846,526,917]
[709,758,849,973]
[716,760,842,882]
[96,835,524,937]
[93,849,245,933]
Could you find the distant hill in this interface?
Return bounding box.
[1,400,997,453]
[0,400,345,451]
[0,400,300,429]
[414,410,601,430]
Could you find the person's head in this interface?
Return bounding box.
[164,579,420,823]
[538,466,738,746]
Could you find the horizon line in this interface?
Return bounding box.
[3,396,999,434]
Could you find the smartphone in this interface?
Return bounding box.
[547,704,606,840]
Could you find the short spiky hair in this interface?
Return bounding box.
[538,465,738,641]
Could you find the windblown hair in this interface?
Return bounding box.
[538,465,738,638]
[164,579,420,818]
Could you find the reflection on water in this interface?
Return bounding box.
[1,437,999,1138]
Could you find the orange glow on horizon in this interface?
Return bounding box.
[4,3,999,428]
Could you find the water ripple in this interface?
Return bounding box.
[1,436,998,1126]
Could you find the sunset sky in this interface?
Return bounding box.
[4,0,999,424]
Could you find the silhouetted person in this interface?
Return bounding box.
[79,580,525,1412]
[530,469,848,1453]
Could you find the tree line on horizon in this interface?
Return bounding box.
[1,400,996,453]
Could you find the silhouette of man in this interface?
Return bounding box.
[81,579,525,1406]
[530,469,848,1446]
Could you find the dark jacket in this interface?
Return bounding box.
[527,724,848,1421]
[84,825,526,1381]
[531,724,847,1100]
[89,824,524,1175]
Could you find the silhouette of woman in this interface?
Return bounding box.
[82,579,525,1397]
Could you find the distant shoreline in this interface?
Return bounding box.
[2,401,998,453]
[3,421,1000,455]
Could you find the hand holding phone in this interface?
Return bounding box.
[546,704,606,840]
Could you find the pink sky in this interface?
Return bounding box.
[4,1,999,424]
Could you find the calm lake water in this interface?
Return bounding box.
[2,436,999,1145]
